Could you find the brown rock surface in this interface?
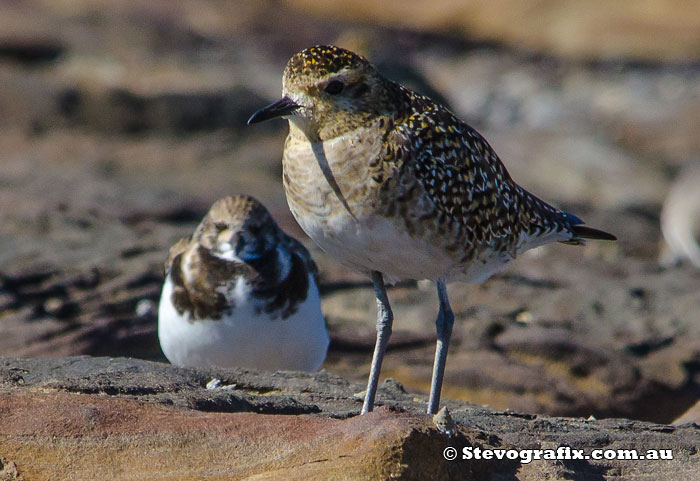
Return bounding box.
[0,356,698,480]
[0,391,436,480]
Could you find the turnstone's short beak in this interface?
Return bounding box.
[247,96,300,124]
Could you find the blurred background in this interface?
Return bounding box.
[0,0,699,424]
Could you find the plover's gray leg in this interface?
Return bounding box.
[361,271,393,414]
[427,279,454,414]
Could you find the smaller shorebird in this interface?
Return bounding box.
[158,195,329,371]
[248,45,616,414]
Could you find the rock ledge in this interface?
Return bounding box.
[0,356,698,480]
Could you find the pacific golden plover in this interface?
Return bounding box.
[248,45,615,414]
[158,195,329,371]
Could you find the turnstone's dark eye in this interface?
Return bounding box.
[324,80,344,95]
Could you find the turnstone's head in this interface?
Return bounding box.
[193,195,281,265]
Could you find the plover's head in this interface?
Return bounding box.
[194,195,280,264]
[248,45,397,140]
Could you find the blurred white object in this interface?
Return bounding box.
[660,162,700,268]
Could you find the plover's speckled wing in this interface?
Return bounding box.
[381,83,614,259]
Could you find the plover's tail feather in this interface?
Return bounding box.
[556,211,616,245]
[571,225,617,241]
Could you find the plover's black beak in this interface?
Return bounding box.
[247,96,300,124]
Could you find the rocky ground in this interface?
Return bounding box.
[1,356,698,480]
[1,0,699,441]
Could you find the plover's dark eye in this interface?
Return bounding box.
[324,80,344,95]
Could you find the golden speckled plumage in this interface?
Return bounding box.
[266,46,613,283]
[285,45,370,81]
